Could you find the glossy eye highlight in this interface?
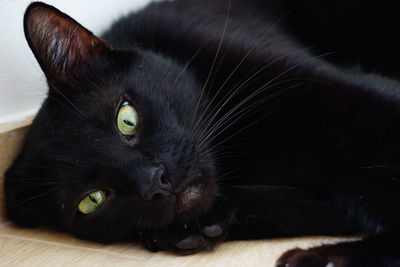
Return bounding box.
[78,190,107,215]
[117,101,138,135]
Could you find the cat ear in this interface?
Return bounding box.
[24,2,112,83]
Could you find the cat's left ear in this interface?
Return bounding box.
[24,2,112,84]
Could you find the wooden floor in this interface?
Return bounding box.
[0,126,352,267]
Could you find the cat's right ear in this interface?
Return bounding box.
[24,2,112,84]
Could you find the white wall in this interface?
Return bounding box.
[0,0,152,124]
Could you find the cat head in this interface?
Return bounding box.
[5,2,218,242]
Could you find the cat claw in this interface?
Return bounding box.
[175,235,203,250]
[174,224,224,250]
[202,224,223,238]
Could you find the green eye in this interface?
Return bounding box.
[78,190,106,215]
[117,102,139,135]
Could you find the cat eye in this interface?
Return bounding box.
[78,190,107,214]
[117,102,139,136]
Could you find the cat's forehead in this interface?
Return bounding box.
[56,49,196,117]
[122,50,199,97]
[79,51,201,125]
[80,50,197,101]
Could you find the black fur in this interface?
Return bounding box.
[5,0,400,265]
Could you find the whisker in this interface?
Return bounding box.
[197,80,295,150]
[193,5,300,135]
[195,218,205,242]
[196,46,316,140]
[197,83,292,152]
[190,0,231,130]
[203,25,245,108]
[6,186,64,207]
[196,51,336,151]
[206,110,276,154]
[202,140,262,156]
[47,80,87,120]
[171,33,217,89]
[214,168,238,181]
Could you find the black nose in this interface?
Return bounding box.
[137,164,171,201]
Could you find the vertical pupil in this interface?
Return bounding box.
[88,195,98,204]
[123,120,135,126]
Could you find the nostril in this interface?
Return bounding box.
[142,190,170,201]
[138,164,172,201]
[160,173,168,185]
[154,164,170,186]
[152,192,164,201]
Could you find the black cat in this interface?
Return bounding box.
[5,1,400,266]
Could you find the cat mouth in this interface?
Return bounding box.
[174,181,217,219]
[176,185,202,214]
[139,179,217,228]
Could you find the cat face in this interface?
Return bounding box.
[5,3,217,242]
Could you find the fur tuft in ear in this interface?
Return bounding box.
[24,2,112,83]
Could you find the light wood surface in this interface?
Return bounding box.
[0,222,352,267]
[0,126,30,222]
[0,126,351,266]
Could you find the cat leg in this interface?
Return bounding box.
[276,179,400,267]
[225,185,353,239]
[140,185,351,253]
[276,233,400,267]
[140,183,385,254]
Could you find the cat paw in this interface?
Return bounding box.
[174,222,226,252]
[275,243,384,267]
[140,203,235,253]
[276,248,338,267]
[140,221,228,254]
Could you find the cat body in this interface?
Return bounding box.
[5,0,400,266]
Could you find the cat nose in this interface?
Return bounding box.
[151,164,172,192]
[138,164,171,201]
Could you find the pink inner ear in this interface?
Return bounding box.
[25,4,112,80]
